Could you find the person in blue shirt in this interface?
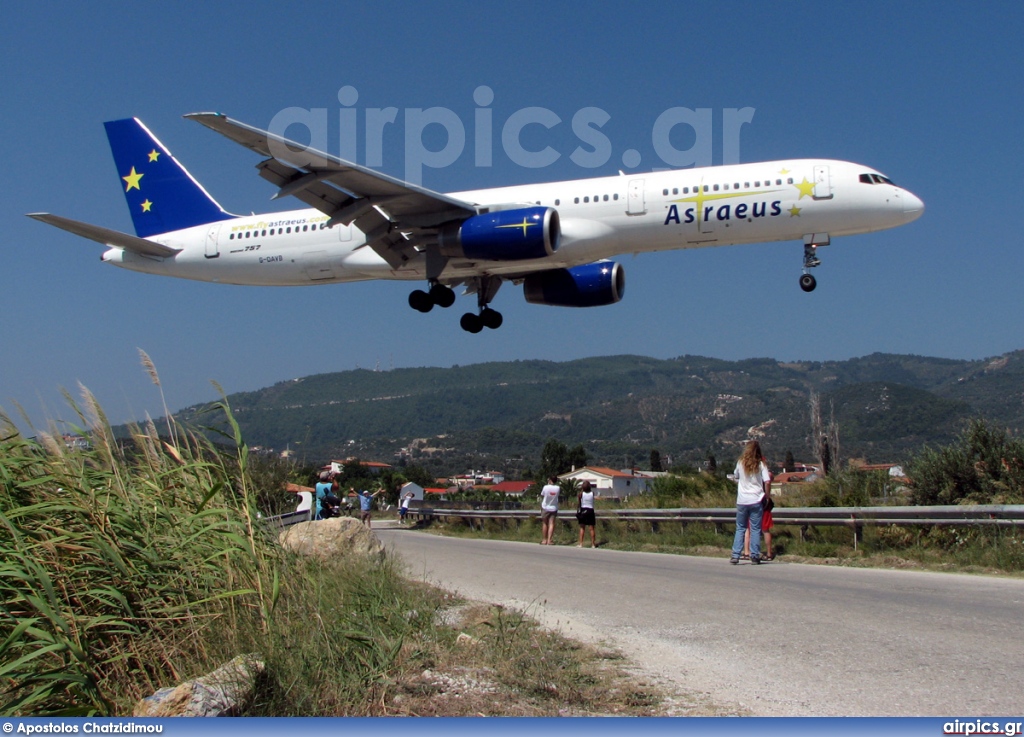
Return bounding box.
[314,471,332,520]
[353,487,383,528]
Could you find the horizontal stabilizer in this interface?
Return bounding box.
[27,213,181,258]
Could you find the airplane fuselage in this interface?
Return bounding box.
[101,158,922,286]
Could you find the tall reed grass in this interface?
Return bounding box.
[1,370,685,717]
[0,379,276,715]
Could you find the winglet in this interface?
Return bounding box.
[104,118,236,238]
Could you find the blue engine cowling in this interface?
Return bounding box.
[523,261,625,307]
[439,206,559,261]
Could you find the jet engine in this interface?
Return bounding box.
[523,261,625,307]
[439,206,559,261]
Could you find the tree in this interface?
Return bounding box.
[401,464,435,489]
[784,450,795,472]
[809,391,839,476]
[909,419,1024,505]
[567,443,588,472]
[705,451,717,474]
[558,477,581,504]
[538,439,588,481]
[650,449,663,472]
[538,439,568,481]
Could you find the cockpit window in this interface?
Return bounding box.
[860,173,897,185]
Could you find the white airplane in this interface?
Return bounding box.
[30,115,923,332]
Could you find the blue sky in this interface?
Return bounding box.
[3,1,1022,431]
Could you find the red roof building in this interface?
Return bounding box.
[490,480,533,497]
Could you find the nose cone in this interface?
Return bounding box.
[902,190,925,223]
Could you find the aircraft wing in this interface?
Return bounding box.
[27,213,181,258]
[186,112,479,269]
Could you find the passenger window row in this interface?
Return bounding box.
[229,222,329,240]
[662,178,792,197]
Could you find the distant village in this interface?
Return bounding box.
[284,456,907,506]
[61,431,906,506]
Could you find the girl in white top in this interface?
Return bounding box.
[540,476,561,545]
[731,440,770,564]
[576,480,597,547]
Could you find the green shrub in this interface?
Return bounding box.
[909,419,1024,505]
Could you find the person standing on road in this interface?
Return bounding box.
[743,469,775,560]
[540,475,561,545]
[576,480,597,548]
[760,473,775,560]
[314,471,332,521]
[354,487,382,529]
[731,440,770,565]
[399,491,414,524]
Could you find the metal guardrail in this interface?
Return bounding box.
[409,504,1024,529]
[261,504,1024,553]
[260,509,313,529]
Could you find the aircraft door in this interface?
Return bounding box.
[813,165,833,199]
[627,179,646,215]
[205,224,222,258]
[303,251,336,281]
[337,223,352,242]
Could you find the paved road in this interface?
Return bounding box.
[377,526,1024,716]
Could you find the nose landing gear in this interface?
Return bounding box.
[800,241,824,292]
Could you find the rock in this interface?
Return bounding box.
[133,654,264,717]
[279,517,385,560]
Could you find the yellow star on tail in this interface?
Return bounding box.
[147,149,160,163]
[123,166,143,192]
[141,200,152,212]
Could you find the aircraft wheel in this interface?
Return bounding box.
[460,312,483,333]
[430,283,456,308]
[799,274,817,293]
[409,289,434,312]
[480,308,503,330]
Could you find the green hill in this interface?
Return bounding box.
[166,351,1023,475]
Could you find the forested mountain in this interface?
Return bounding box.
[167,351,1024,476]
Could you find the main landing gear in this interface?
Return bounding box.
[459,275,503,333]
[459,307,503,333]
[408,282,455,312]
[800,243,821,293]
[408,276,504,333]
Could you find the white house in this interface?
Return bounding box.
[558,466,653,499]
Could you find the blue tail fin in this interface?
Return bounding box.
[104,118,236,238]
